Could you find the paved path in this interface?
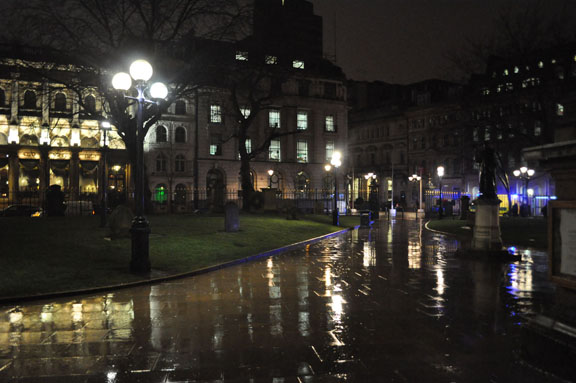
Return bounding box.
[0,219,559,382]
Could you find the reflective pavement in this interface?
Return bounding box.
[0,219,561,382]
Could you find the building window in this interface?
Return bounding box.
[534,121,542,136]
[235,51,248,61]
[156,154,167,172]
[174,184,187,205]
[210,134,222,156]
[156,126,167,143]
[175,100,186,115]
[238,138,252,159]
[84,95,96,113]
[175,126,186,143]
[269,139,281,161]
[484,127,491,141]
[325,115,335,132]
[265,55,278,65]
[175,154,185,172]
[557,104,564,116]
[297,140,308,163]
[210,104,222,123]
[325,141,334,162]
[473,128,479,142]
[54,92,66,111]
[23,90,37,109]
[324,83,336,99]
[269,109,280,128]
[421,136,426,149]
[538,61,544,68]
[297,111,308,130]
[292,60,305,69]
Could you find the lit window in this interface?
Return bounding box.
[210,104,222,123]
[506,83,513,91]
[325,141,334,162]
[297,111,308,130]
[557,104,564,116]
[482,88,490,96]
[503,69,509,76]
[484,128,491,141]
[534,121,542,136]
[240,107,251,118]
[473,128,478,142]
[269,139,281,161]
[296,140,308,163]
[325,115,335,132]
[551,58,557,64]
[514,66,519,74]
[538,61,544,68]
[269,109,280,128]
[235,51,248,61]
[210,134,221,156]
[238,138,252,159]
[292,60,305,69]
[265,55,278,65]
[175,154,185,172]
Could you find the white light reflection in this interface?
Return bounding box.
[436,269,445,296]
[72,302,83,323]
[325,267,332,288]
[107,371,117,382]
[363,241,376,267]
[9,309,23,324]
[330,294,344,324]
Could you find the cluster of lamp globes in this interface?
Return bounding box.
[513,166,535,178]
[111,59,168,99]
[324,151,342,172]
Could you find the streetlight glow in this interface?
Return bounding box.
[150,82,168,99]
[527,169,535,177]
[324,164,332,172]
[112,72,132,90]
[129,59,153,81]
[513,170,521,177]
[267,169,274,176]
[437,166,445,178]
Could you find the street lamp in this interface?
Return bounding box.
[100,121,112,228]
[267,169,274,188]
[437,165,444,219]
[408,172,423,216]
[513,166,535,216]
[330,151,342,226]
[112,59,168,273]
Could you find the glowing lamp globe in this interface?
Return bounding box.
[513,170,521,177]
[330,151,342,168]
[129,59,153,81]
[325,164,332,172]
[527,169,535,177]
[112,72,132,90]
[149,82,168,99]
[437,166,445,177]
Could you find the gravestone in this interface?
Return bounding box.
[108,205,134,239]
[225,202,239,232]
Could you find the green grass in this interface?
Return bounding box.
[426,217,548,249]
[0,213,359,299]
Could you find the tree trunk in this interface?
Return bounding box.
[240,154,254,212]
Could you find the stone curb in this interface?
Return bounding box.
[0,226,359,305]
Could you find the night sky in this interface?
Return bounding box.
[310,0,576,84]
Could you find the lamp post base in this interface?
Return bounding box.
[130,216,151,273]
[332,209,339,226]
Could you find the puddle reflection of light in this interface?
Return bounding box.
[363,241,376,267]
[331,294,344,323]
[72,303,83,323]
[9,309,23,324]
[325,267,332,288]
[436,269,445,295]
[408,240,422,269]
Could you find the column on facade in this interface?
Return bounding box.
[70,149,80,200]
[39,146,50,203]
[8,151,19,202]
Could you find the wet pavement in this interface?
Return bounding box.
[0,219,562,382]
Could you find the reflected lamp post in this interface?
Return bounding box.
[437,165,444,219]
[100,121,112,228]
[112,59,169,273]
[330,151,342,226]
[408,172,422,215]
[513,166,535,216]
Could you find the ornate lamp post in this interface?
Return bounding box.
[100,121,112,228]
[408,172,423,216]
[330,151,342,226]
[112,59,168,273]
[437,165,445,219]
[513,166,535,216]
[267,169,274,188]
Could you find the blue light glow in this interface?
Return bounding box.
[507,246,517,254]
[550,196,557,200]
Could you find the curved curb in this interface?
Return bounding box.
[424,220,460,237]
[0,226,359,305]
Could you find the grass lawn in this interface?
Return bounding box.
[426,217,548,249]
[0,213,359,299]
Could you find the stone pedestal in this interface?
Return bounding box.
[262,188,277,212]
[471,198,504,252]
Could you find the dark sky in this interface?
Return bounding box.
[309,0,576,84]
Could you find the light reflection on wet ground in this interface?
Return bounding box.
[0,219,559,382]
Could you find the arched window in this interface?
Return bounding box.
[174,184,187,205]
[175,154,185,172]
[175,126,186,143]
[23,90,37,109]
[0,88,5,106]
[154,184,167,204]
[84,95,96,113]
[54,93,67,111]
[156,153,167,172]
[295,171,310,193]
[174,100,186,115]
[156,125,167,143]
